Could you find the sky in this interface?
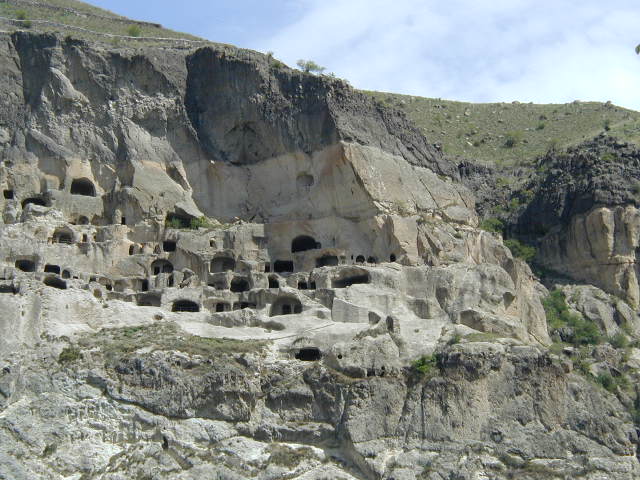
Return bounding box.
[90,0,640,110]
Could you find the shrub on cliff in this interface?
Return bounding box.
[504,238,536,262]
[412,354,438,376]
[543,290,602,345]
[296,59,326,74]
[480,217,504,234]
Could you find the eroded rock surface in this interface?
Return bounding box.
[0,32,638,480]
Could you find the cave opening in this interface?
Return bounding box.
[172,300,200,313]
[274,260,294,273]
[332,273,370,289]
[44,276,67,290]
[295,347,322,361]
[70,178,96,197]
[291,235,320,253]
[44,264,61,275]
[15,259,35,272]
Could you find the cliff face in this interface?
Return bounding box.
[2,32,468,226]
[514,137,640,307]
[0,31,639,480]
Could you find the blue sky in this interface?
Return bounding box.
[91,0,640,110]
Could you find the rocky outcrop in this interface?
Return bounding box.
[0,30,638,480]
[1,338,638,480]
[508,136,640,306]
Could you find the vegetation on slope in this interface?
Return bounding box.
[0,0,205,45]
[365,91,640,166]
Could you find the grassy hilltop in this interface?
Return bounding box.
[366,92,640,166]
[0,0,204,44]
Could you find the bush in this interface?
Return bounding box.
[189,216,215,230]
[546,138,560,152]
[503,131,523,148]
[266,51,286,69]
[609,332,629,349]
[165,217,184,229]
[296,59,326,74]
[412,354,438,375]
[543,290,602,346]
[58,346,81,364]
[504,238,536,263]
[536,122,545,130]
[127,25,142,37]
[447,333,461,345]
[15,10,31,28]
[603,119,611,131]
[479,218,504,234]
[596,371,629,393]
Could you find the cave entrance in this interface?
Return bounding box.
[172,300,200,313]
[292,235,320,253]
[295,347,322,361]
[316,255,339,268]
[270,297,303,316]
[138,294,161,307]
[151,259,174,275]
[332,273,370,288]
[22,197,46,208]
[15,259,36,272]
[274,260,294,273]
[70,178,96,197]
[44,276,67,290]
[44,264,61,275]
[53,228,74,244]
[211,256,236,273]
[163,241,177,252]
[230,277,250,293]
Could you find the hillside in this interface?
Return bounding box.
[366,91,640,165]
[0,0,206,45]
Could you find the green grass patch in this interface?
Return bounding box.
[267,444,315,468]
[363,91,640,167]
[0,0,207,47]
[76,322,268,361]
[609,332,630,349]
[595,371,629,393]
[504,238,536,263]
[543,290,602,346]
[412,354,438,376]
[58,346,81,364]
[464,332,501,343]
[480,217,504,234]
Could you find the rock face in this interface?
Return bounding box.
[514,136,640,307]
[0,32,638,479]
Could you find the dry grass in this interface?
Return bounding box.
[365,91,640,166]
[0,0,206,46]
[75,322,269,360]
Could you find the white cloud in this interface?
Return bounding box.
[256,0,640,110]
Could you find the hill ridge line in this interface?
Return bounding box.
[1,0,162,28]
[0,16,213,43]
